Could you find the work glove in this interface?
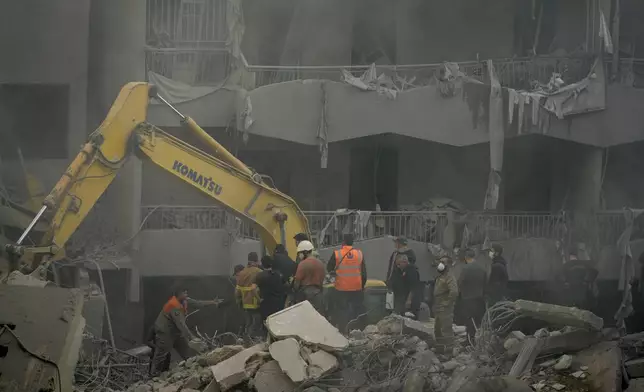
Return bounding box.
[188,338,207,353]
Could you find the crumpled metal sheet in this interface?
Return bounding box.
[342,64,398,100]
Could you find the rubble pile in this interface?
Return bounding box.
[75,299,641,392]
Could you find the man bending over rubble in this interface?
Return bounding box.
[433,256,459,354]
[150,286,222,376]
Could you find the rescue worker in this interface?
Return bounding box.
[433,256,459,354]
[256,255,287,326]
[273,244,296,284]
[563,248,598,310]
[293,240,326,313]
[486,244,509,305]
[149,287,222,376]
[235,252,263,337]
[233,264,245,277]
[388,253,422,318]
[457,249,487,342]
[294,233,310,247]
[385,236,417,283]
[327,234,367,331]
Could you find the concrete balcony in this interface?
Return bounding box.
[137,206,632,281]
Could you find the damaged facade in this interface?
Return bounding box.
[2,0,644,390]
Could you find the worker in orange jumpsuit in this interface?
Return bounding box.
[235,252,263,337]
[149,287,222,376]
[327,234,367,332]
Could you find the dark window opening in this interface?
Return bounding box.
[0,84,69,160]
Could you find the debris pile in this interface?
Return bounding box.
[74,299,641,392]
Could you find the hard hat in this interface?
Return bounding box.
[296,240,314,253]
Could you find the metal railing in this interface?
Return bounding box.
[145,47,230,85]
[306,211,449,247]
[140,206,632,250]
[247,57,594,90]
[460,212,568,244]
[146,0,228,48]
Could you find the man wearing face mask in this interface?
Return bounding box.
[486,244,509,305]
[433,256,459,354]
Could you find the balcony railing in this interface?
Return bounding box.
[140,206,631,250]
[146,0,228,47]
[247,57,594,90]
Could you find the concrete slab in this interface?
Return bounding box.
[269,338,308,383]
[266,301,348,351]
[209,343,268,391]
[0,285,85,392]
[513,300,604,331]
[307,350,339,379]
[253,360,296,392]
[574,341,622,392]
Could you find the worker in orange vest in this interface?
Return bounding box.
[327,234,367,332]
[149,286,222,376]
[235,252,263,337]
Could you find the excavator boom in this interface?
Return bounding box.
[7,82,309,272]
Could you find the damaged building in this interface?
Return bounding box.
[2,0,644,390]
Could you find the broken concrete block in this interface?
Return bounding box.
[349,329,365,340]
[401,317,434,341]
[626,358,644,378]
[377,315,404,334]
[513,300,604,331]
[199,345,245,367]
[0,285,85,392]
[266,301,348,351]
[363,324,378,334]
[574,341,622,392]
[253,360,296,392]
[551,383,565,391]
[508,338,543,377]
[269,338,308,383]
[553,354,572,370]
[533,328,550,338]
[307,350,339,379]
[504,337,520,351]
[209,343,268,391]
[509,331,526,340]
[507,329,602,358]
[571,370,587,379]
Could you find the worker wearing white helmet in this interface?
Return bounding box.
[293,240,325,314]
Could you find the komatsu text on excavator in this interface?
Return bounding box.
[5,82,310,276]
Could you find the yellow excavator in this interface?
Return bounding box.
[4,82,309,275]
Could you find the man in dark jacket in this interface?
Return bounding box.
[457,249,487,341]
[386,236,417,282]
[388,254,423,318]
[256,255,287,325]
[273,244,296,283]
[486,244,509,305]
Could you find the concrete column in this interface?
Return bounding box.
[87,0,146,281]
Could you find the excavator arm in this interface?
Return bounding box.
[6,82,309,273]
